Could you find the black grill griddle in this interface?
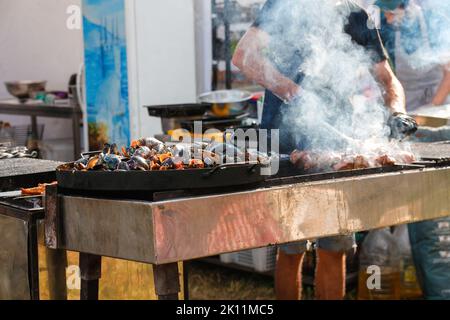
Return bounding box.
[55,141,450,200]
[411,141,450,160]
[146,104,210,118]
[56,162,266,193]
[0,158,60,191]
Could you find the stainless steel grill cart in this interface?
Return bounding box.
[44,144,450,300]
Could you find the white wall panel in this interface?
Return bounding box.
[127,0,199,138]
[0,0,83,140]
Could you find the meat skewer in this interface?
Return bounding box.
[291,149,416,172]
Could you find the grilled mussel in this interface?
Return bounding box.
[69,138,271,172]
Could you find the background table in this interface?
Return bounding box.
[0,98,82,160]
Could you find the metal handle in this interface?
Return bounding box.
[76,62,89,153]
[81,150,102,159]
[248,163,259,174]
[203,162,259,177]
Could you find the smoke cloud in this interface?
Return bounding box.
[402,0,450,70]
[259,0,398,155]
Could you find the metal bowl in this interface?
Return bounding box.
[4,81,47,103]
[198,90,253,117]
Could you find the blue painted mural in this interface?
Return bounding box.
[82,0,130,150]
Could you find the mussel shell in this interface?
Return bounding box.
[207,143,245,160]
[246,149,271,165]
[134,146,152,159]
[161,157,175,168]
[142,137,164,150]
[172,144,192,160]
[118,161,130,171]
[110,143,119,155]
[127,159,138,170]
[102,143,111,154]
[122,147,136,158]
[87,156,101,170]
[103,154,121,170]
[188,159,205,169]
[130,155,149,170]
[201,150,221,164]
[155,144,168,154]
[203,157,216,167]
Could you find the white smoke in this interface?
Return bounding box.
[398,0,450,70]
[262,0,395,154]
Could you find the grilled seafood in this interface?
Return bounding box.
[291,149,416,172]
[0,145,38,160]
[246,149,272,166]
[21,181,57,196]
[374,154,396,167]
[130,155,149,171]
[132,137,166,153]
[87,156,101,170]
[103,154,121,170]
[118,161,130,171]
[332,155,371,171]
[188,159,205,169]
[291,150,342,171]
[70,138,271,172]
[134,146,153,159]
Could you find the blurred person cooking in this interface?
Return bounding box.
[233,0,417,300]
[376,0,450,110]
[377,0,450,300]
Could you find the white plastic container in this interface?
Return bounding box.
[220,246,277,273]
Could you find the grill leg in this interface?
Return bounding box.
[153,263,180,300]
[28,220,40,300]
[46,248,68,300]
[183,261,190,300]
[79,253,102,300]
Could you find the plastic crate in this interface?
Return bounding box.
[220,246,277,273]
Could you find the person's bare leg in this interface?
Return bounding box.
[315,249,346,300]
[275,250,305,300]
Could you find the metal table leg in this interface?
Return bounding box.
[79,253,102,300]
[46,248,68,300]
[44,183,68,300]
[70,97,82,161]
[29,115,39,153]
[30,115,38,139]
[183,261,190,300]
[153,263,180,300]
[28,218,40,300]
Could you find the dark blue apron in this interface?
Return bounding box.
[260,93,298,155]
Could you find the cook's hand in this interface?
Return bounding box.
[388,112,418,140]
[278,84,302,105]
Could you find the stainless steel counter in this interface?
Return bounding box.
[48,166,450,265]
